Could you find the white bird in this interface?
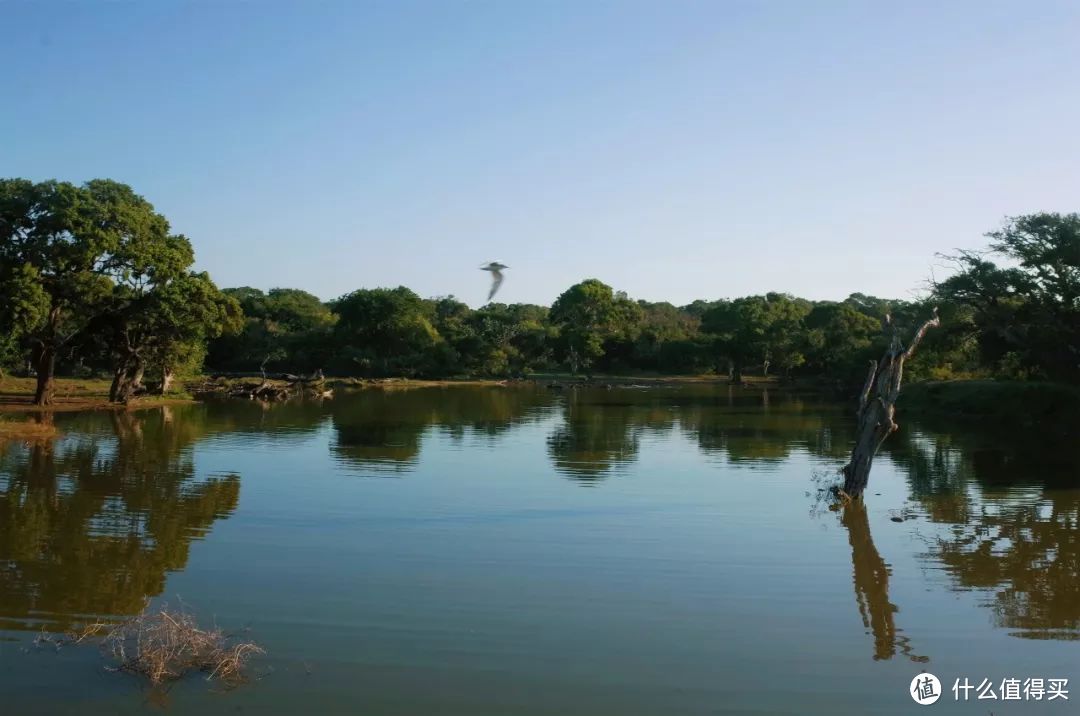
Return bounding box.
[480,262,508,301]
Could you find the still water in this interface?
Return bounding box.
[0,385,1076,714]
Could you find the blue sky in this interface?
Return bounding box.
[3,1,1078,307]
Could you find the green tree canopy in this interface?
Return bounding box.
[936,213,1080,381]
[0,178,194,403]
[549,279,639,374]
[332,286,441,376]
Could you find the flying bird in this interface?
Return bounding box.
[480,262,508,301]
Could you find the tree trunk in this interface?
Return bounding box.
[110,354,144,404]
[33,307,64,406]
[109,362,126,403]
[841,310,940,498]
[160,366,175,395]
[34,344,56,406]
[131,362,145,392]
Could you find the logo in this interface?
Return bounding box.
[911,673,942,705]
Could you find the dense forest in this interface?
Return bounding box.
[2,178,1078,405]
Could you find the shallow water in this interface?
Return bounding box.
[0,385,1076,714]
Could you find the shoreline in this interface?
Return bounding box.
[0,377,197,414]
[0,373,776,412]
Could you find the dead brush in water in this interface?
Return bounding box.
[101,605,264,686]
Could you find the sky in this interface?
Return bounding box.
[3,1,1079,308]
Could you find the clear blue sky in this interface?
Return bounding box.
[3,1,1078,307]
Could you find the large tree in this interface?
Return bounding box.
[105,272,242,400]
[0,263,47,379]
[802,301,883,384]
[549,279,639,375]
[332,286,441,376]
[207,287,335,373]
[936,213,1080,381]
[700,295,797,382]
[0,179,183,404]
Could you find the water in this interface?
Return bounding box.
[0,385,1076,714]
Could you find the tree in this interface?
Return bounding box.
[428,296,480,375]
[936,213,1080,381]
[208,287,335,373]
[803,302,883,384]
[0,179,182,405]
[759,293,811,378]
[332,287,441,376]
[502,303,554,375]
[98,231,199,402]
[0,263,47,378]
[632,301,704,373]
[549,279,631,375]
[146,273,243,394]
[102,271,241,402]
[701,295,806,382]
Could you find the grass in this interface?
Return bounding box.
[0,376,195,413]
[35,604,264,687]
[103,606,263,686]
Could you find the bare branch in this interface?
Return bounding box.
[902,307,941,361]
[857,360,877,414]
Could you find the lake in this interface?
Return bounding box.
[1,384,1076,714]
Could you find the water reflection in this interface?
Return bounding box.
[887,422,1080,640]
[841,502,927,662]
[682,390,847,464]
[330,387,555,473]
[0,407,239,632]
[546,389,676,481]
[1,384,1078,655]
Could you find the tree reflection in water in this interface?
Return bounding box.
[330,386,556,473]
[546,388,675,482]
[883,417,1080,641]
[840,502,927,662]
[0,406,239,632]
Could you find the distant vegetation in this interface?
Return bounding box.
[2,177,1078,405]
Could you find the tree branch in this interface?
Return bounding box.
[857,360,877,414]
[902,307,941,361]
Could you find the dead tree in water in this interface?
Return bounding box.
[840,308,940,499]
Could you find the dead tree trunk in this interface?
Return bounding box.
[841,308,940,498]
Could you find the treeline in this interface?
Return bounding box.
[207,283,931,384]
[3,177,1078,405]
[208,211,1079,387]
